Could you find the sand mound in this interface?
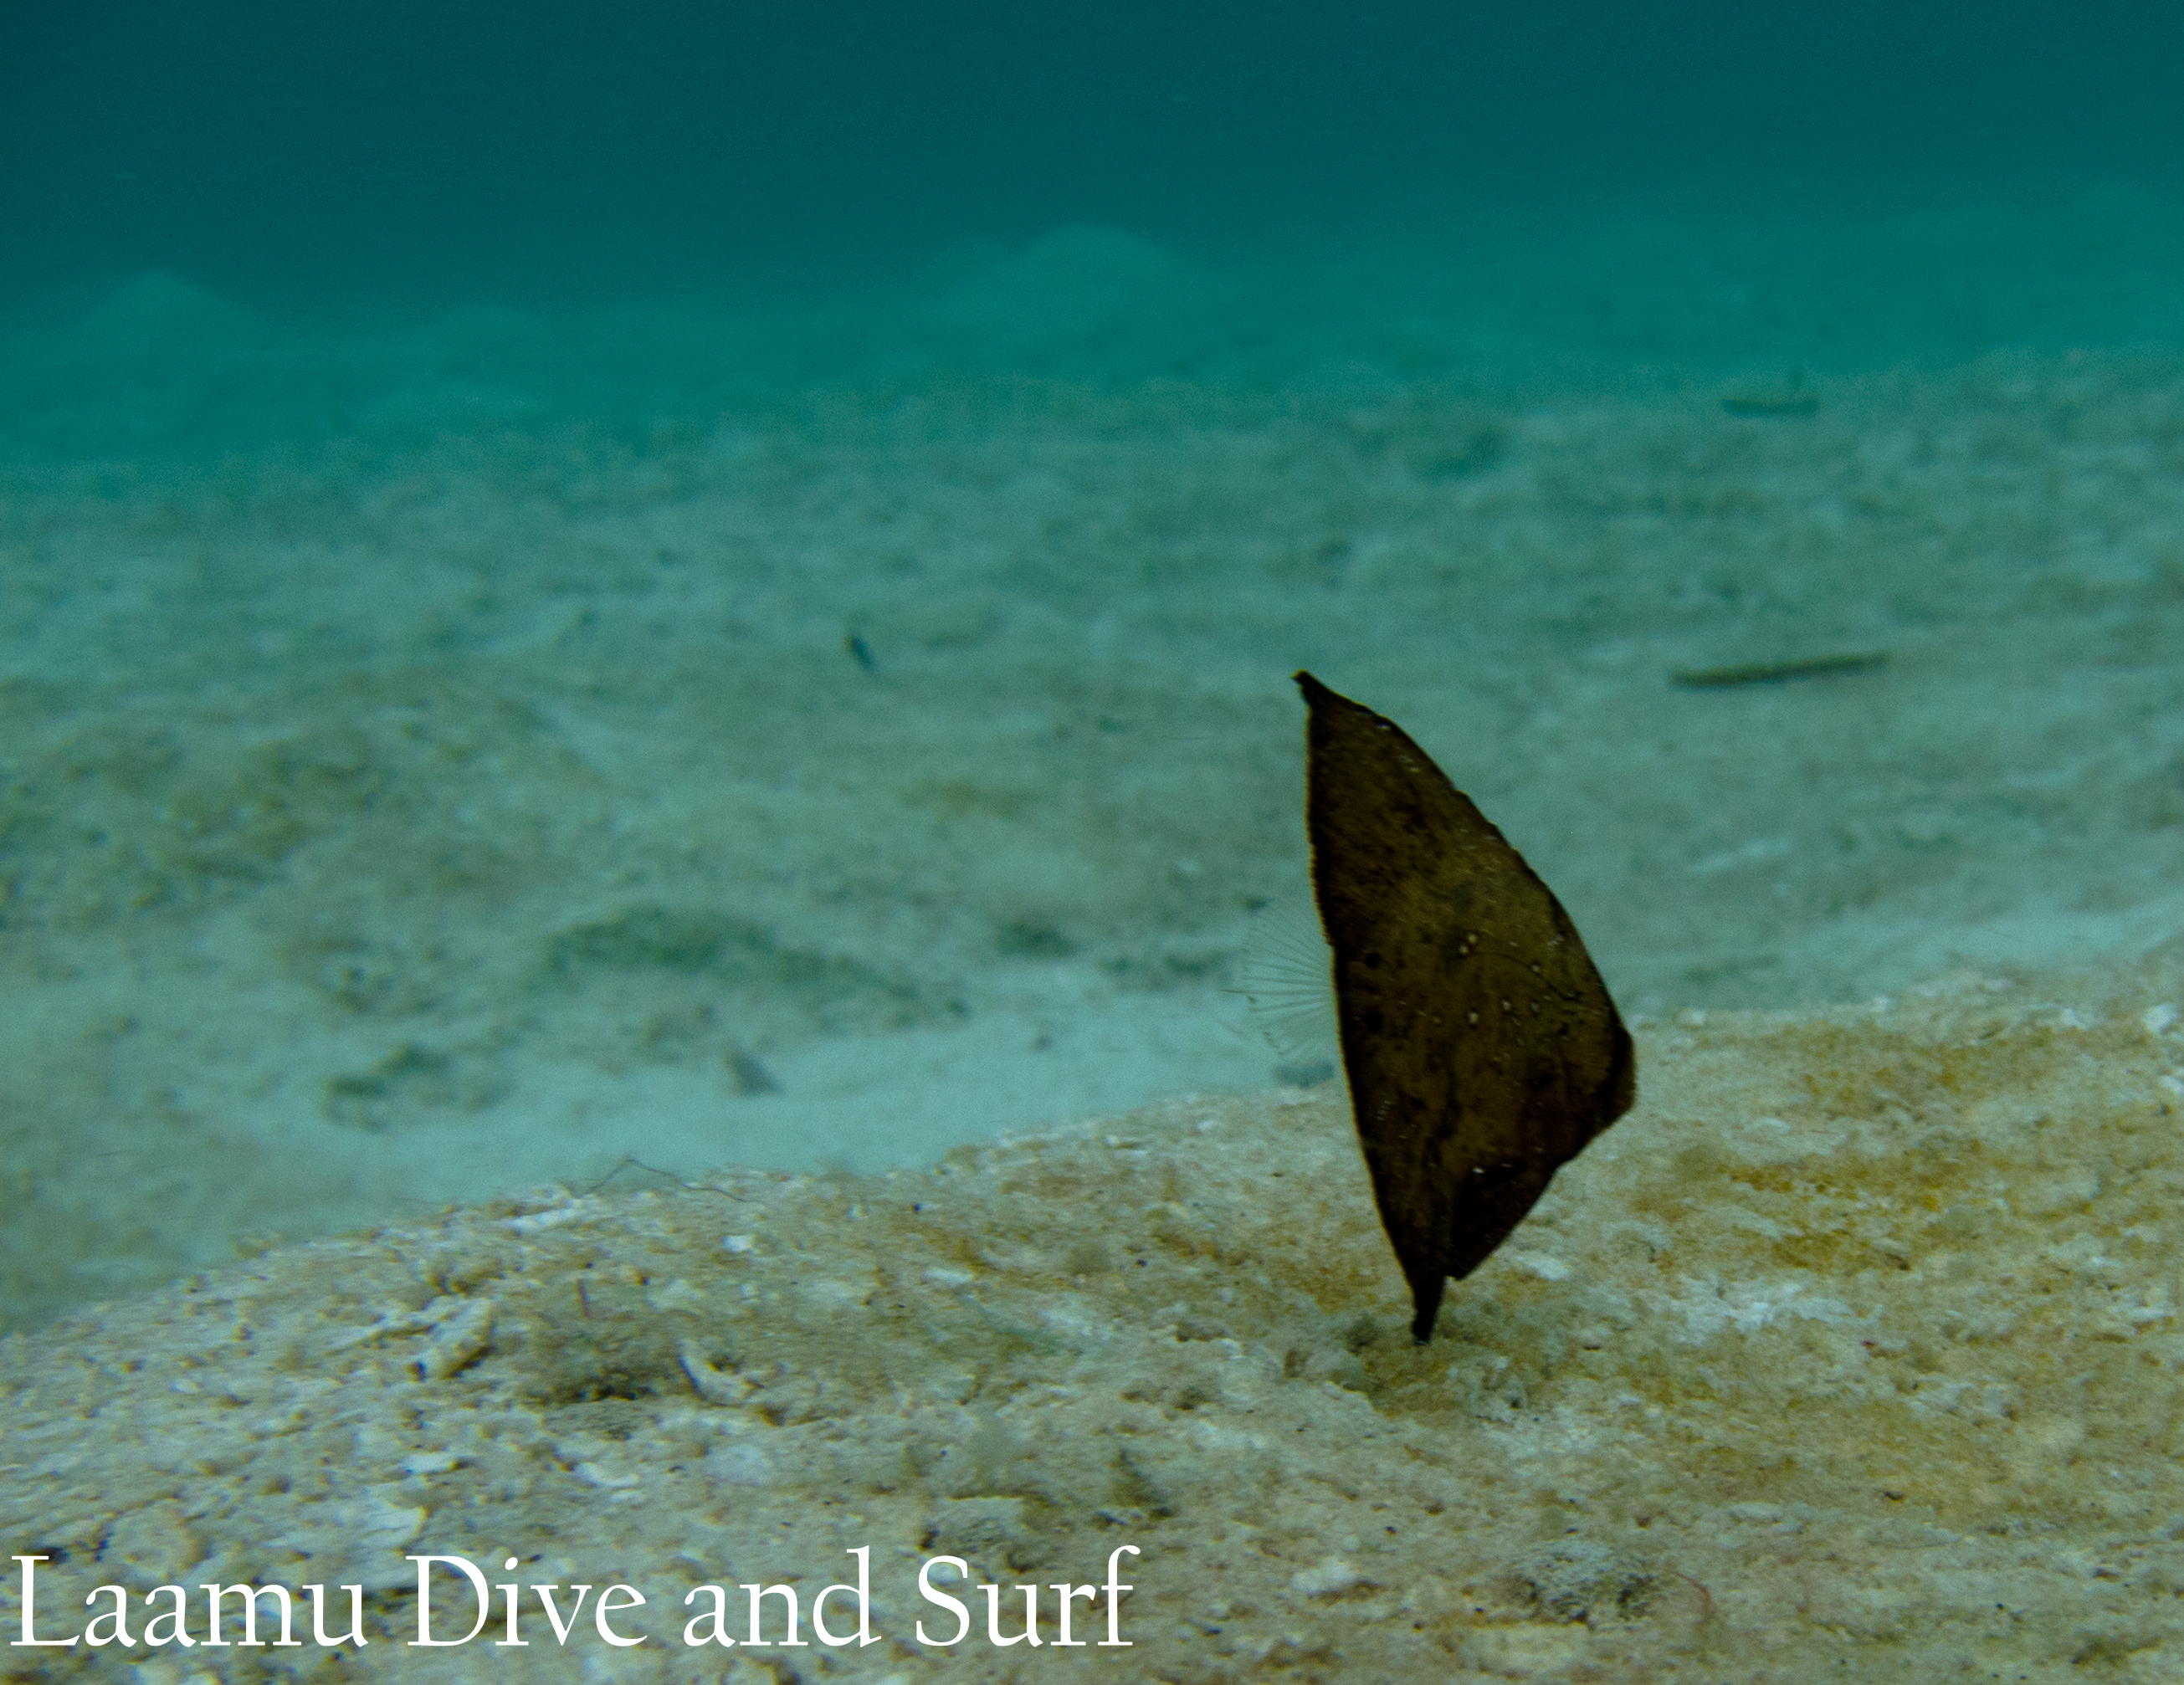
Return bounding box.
[8,957,2184,1681]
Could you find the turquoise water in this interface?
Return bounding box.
[3,3,2181,1336]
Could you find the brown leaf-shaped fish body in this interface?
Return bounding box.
[1296,672,1635,1341]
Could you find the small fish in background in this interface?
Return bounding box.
[1721,392,1819,418]
[727,1050,779,1095]
[1721,371,1818,417]
[844,631,876,672]
[1670,651,1889,689]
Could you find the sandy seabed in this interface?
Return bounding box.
[8,950,2184,1683]
[7,271,2184,1334]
